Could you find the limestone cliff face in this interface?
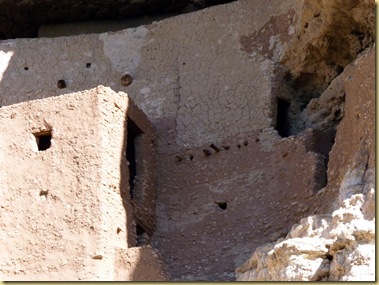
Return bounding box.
[236,188,375,281]
[236,45,375,281]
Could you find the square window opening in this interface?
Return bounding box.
[34,131,52,151]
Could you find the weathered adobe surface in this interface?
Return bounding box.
[0,86,168,281]
[0,0,302,151]
[153,0,375,280]
[0,0,308,281]
[0,0,375,282]
[236,45,375,281]
[0,0,235,40]
[154,129,334,280]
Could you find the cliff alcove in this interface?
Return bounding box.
[0,0,375,282]
[0,0,236,40]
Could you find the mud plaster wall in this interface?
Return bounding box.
[0,0,303,152]
[154,128,335,280]
[0,0,373,282]
[0,87,165,281]
[0,0,332,281]
[155,45,375,281]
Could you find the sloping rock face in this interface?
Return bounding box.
[236,187,375,281]
[236,45,375,281]
[0,0,235,40]
[280,0,375,136]
[282,0,375,95]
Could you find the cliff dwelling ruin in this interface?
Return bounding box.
[0,0,375,281]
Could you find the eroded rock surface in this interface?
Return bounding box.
[277,0,375,136]
[281,0,375,97]
[0,0,236,40]
[236,187,375,281]
[235,45,375,281]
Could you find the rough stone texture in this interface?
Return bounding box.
[275,0,375,136]
[236,187,375,281]
[0,86,166,281]
[0,0,236,40]
[281,0,375,97]
[235,46,375,281]
[309,45,375,213]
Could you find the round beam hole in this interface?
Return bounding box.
[57,79,66,89]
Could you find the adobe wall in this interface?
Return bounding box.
[0,2,307,279]
[157,44,375,281]
[154,129,333,280]
[0,0,374,281]
[0,0,303,151]
[0,86,166,281]
[0,0,328,280]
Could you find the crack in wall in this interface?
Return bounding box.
[0,0,374,281]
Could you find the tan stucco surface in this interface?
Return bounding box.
[0,0,302,150]
[0,86,166,280]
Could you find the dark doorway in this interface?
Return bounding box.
[136,222,151,246]
[276,98,291,137]
[126,118,143,200]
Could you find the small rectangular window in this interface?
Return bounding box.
[34,131,52,151]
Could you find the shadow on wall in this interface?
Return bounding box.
[117,105,145,280]
[0,33,125,108]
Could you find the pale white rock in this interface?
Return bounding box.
[236,172,375,282]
